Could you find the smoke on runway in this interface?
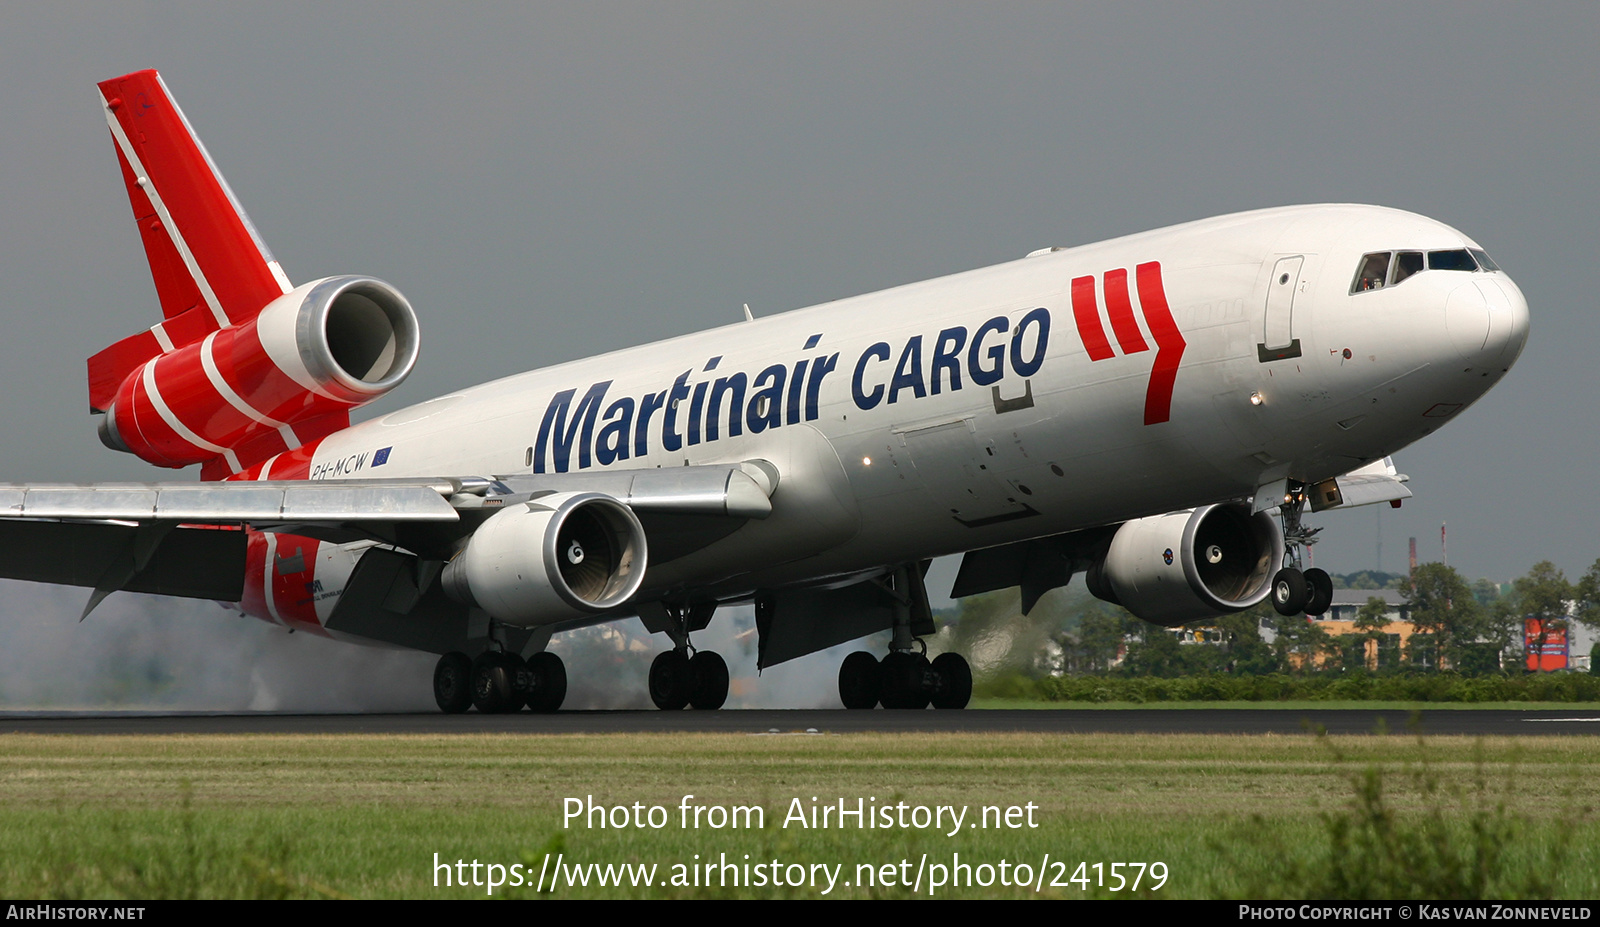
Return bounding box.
[0,581,861,711]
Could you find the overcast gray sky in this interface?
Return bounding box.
[1,2,1593,594]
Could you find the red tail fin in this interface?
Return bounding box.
[87,70,292,412]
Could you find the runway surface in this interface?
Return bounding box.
[5,708,1600,736]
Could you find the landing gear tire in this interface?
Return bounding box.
[688,651,729,710]
[1272,567,1310,616]
[838,651,882,709]
[649,650,692,710]
[929,653,972,710]
[880,651,931,710]
[1304,568,1334,617]
[524,652,568,713]
[434,652,473,714]
[471,652,523,713]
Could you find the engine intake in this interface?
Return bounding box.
[281,276,419,402]
[1086,503,1283,626]
[443,492,647,627]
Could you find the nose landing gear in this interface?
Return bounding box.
[1271,483,1333,618]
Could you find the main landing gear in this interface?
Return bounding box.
[649,600,729,710]
[838,562,972,709]
[1269,483,1333,618]
[433,648,567,714]
[838,647,972,710]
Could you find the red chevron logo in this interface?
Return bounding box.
[1070,261,1186,425]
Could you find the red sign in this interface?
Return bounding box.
[1525,618,1569,672]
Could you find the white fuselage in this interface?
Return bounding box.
[285,204,1527,608]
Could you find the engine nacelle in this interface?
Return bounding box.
[442,492,648,627]
[1086,503,1283,626]
[99,275,419,470]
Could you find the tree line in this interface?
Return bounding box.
[939,559,1600,681]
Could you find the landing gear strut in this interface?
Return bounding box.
[837,562,972,709]
[649,601,729,710]
[1271,483,1333,617]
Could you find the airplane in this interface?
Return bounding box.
[0,70,1528,712]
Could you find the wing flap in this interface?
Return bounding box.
[0,520,246,600]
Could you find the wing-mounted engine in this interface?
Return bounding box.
[442,492,648,627]
[97,276,419,473]
[1085,503,1283,626]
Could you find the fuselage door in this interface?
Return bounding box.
[1259,255,1305,361]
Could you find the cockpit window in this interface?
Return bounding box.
[1428,249,1478,272]
[1352,252,1390,292]
[1392,251,1424,285]
[1351,247,1497,294]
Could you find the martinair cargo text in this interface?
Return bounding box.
[0,71,1528,711]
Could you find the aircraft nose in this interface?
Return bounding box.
[1481,274,1530,369]
[1444,276,1528,369]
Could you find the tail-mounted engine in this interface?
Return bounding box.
[1085,503,1283,626]
[442,492,648,627]
[96,275,419,473]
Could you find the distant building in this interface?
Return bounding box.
[1168,626,1229,645]
[1321,588,1408,624]
[1308,589,1414,670]
[1313,589,1597,673]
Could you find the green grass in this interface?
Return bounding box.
[977,671,1600,704]
[0,732,1595,898]
[971,698,1600,710]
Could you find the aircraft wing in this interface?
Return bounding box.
[0,480,461,523]
[0,480,465,610]
[0,463,773,526]
[0,464,775,612]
